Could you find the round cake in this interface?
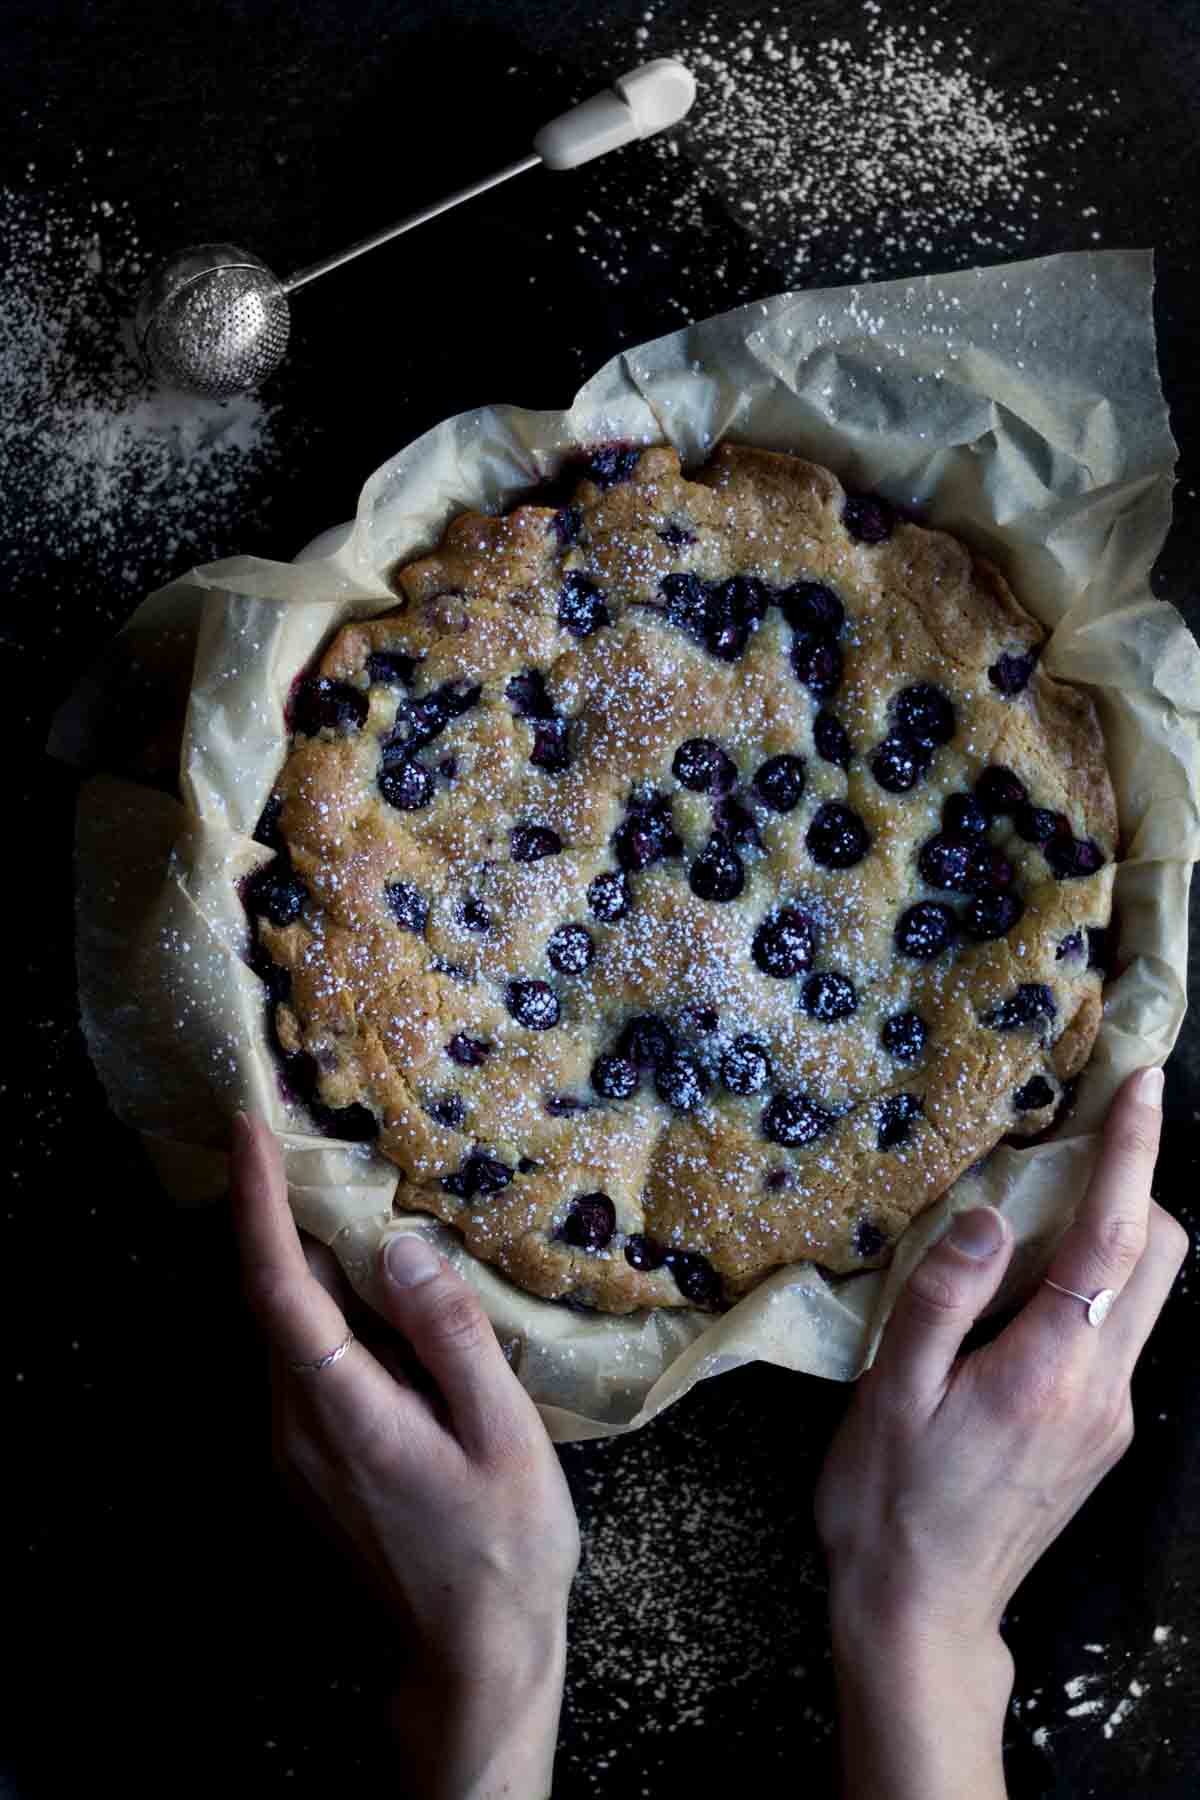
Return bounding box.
[244,444,1116,1314]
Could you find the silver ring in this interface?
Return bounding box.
[287,1328,355,1374]
[1042,1279,1116,1328]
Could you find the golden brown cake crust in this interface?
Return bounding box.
[249,444,1116,1314]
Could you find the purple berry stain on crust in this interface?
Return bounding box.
[842,493,895,544]
[290,676,369,737]
[806,802,871,870]
[1013,1075,1055,1112]
[587,869,631,921]
[762,1092,833,1147]
[1087,924,1115,973]
[587,445,640,489]
[561,1191,616,1251]
[689,835,745,903]
[667,1250,722,1306]
[721,1035,771,1094]
[881,1010,927,1062]
[853,1219,888,1258]
[672,737,737,794]
[654,1052,709,1111]
[446,1032,491,1067]
[384,880,429,933]
[752,907,816,978]
[894,902,958,960]
[547,923,594,975]
[989,650,1038,696]
[982,984,1056,1031]
[877,1093,922,1150]
[813,709,852,769]
[557,571,611,638]
[511,823,563,863]
[591,1053,639,1099]
[625,1233,668,1271]
[506,979,560,1030]
[366,649,419,688]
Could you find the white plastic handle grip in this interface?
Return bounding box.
[532,58,696,170]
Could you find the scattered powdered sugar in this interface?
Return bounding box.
[1012,1620,1192,1752]
[564,1,1111,300]
[1,179,290,651]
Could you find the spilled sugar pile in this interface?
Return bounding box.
[564,0,1110,300]
[0,182,288,645]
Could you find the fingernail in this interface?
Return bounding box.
[948,1206,1005,1259]
[385,1234,442,1287]
[1136,1067,1164,1111]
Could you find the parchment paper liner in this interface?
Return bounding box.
[56,250,1200,1442]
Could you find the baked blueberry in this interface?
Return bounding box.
[1056,930,1084,961]
[1087,924,1115,972]
[1014,804,1068,846]
[894,683,955,748]
[561,1192,616,1250]
[877,1092,922,1150]
[711,794,761,847]
[894,901,958,959]
[531,718,571,772]
[511,824,563,863]
[1013,1075,1054,1111]
[252,793,283,849]
[441,1151,513,1198]
[720,1035,772,1094]
[975,765,1028,816]
[660,571,710,642]
[705,581,758,662]
[982,984,1056,1031]
[965,845,1015,896]
[552,504,583,546]
[384,879,429,933]
[779,581,845,636]
[587,869,631,921]
[365,649,418,688]
[506,979,560,1029]
[790,633,843,697]
[657,521,696,547]
[802,971,858,1020]
[558,571,611,638]
[547,923,595,974]
[689,835,745,902]
[612,794,681,871]
[813,709,852,769]
[753,753,806,812]
[248,943,292,1005]
[1045,835,1105,879]
[681,1005,720,1034]
[311,1101,379,1141]
[761,1092,833,1146]
[588,445,640,488]
[853,1219,888,1258]
[446,1032,491,1066]
[246,862,307,927]
[291,676,368,737]
[667,1250,722,1305]
[842,493,894,543]
[427,1095,465,1129]
[942,793,989,836]
[505,668,555,718]
[673,737,737,793]
[989,651,1037,695]
[378,757,434,812]
[881,1010,927,1061]
[545,1094,588,1116]
[752,907,816,977]
[918,833,973,892]
[591,1053,639,1099]
[625,1233,668,1271]
[460,895,491,933]
[654,1052,709,1111]
[806,802,871,869]
[870,733,932,793]
[618,1015,675,1068]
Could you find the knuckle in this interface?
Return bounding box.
[904,1262,965,1322]
[424,1283,488,1354]
[1151,1208,1191,1267]
[1094,1211,1148,1275]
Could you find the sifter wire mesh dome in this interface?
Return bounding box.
[133,243,291,399]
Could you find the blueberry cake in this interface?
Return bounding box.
[244,444,1116,1314]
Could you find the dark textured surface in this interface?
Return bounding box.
[5,0,1199,1794]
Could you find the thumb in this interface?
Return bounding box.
[874,1206,1015,1410]
[378,1233,529,1459]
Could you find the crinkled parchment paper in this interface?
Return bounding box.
[53,251,1200,1442]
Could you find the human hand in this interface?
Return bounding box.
[813,1066,1188,1800]
[229,1113,579,1800]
